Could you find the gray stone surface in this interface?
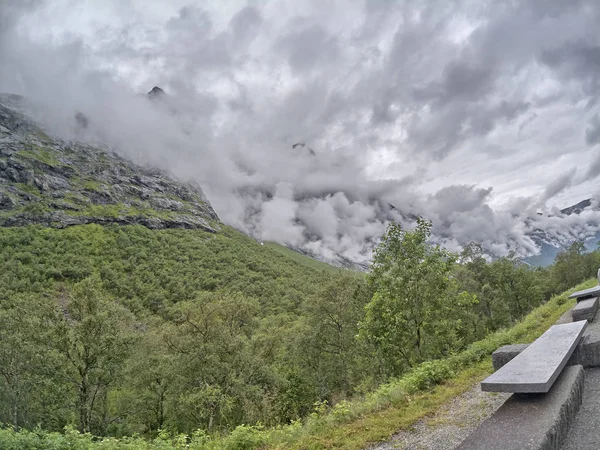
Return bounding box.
[491,308,600,369]
[569,286,600,301]
[571,297,599,322]
[561,368,600,450]
[492,344,530,370]
[481,321,587,393]
[457,365,585,450]
[568,317,600,368]
[0,96,220,232]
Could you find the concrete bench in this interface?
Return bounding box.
[569,286,600,301]
[481,321,587,393]
[571,297,599,322]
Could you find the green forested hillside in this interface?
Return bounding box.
[0,220,599,449]
[0,224,367,434]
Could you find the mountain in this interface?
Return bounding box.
[525,198,600,266]
[2,90,598,271]
[0,92,368,271]
[0,92,372,437]
[560,198,593,216]
[0,93,218,232]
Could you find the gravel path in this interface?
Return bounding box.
[368,384,510,450]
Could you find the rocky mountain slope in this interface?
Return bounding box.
[0,94,219,232]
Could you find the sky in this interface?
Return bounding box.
[1,0,600,263]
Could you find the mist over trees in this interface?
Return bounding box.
[0,222,598,439]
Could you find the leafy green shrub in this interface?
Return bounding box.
[224,425,267,450]
[400,360,454,393]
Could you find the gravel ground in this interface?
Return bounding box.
[368,384,510,450]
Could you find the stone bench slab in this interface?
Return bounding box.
[481,321,587,393]
[571,297,599,322]
[457,365,585,450]
[569,286,600,301]
[493,307,600,370]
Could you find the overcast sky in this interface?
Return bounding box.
[1,0,600,262]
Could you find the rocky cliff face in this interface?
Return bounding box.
[0,94,219,232]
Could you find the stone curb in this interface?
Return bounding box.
[572,297,599,322]
[455,365,585,450]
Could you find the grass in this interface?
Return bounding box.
[277,362,490,450]
[18,143,63,167]
[69,203,175,221]
[14,182,39,195]
[83,180,103,191]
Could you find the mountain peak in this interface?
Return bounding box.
[147,86,165,99]
[560,198,593,216]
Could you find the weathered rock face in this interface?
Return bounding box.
[0,94,219,232]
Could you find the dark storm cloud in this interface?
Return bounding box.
[275,22,340,72]
[585,115,600,147]
[230,6,262,44]
[584,154,600,181]
[541,169,577,203]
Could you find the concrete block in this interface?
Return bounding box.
[569,329,600,367]
[481,321,587,393]
[457,365,585,450]
[492,344,530,370]
[571,297,599,322]
[560,368,600,449]
[569,286,600,301]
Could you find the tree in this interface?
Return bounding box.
[359,218,463,377]
[52,277,136,434]
[162,291,270,432]
[299,273,374,398]
[0,295,71,431]
[551,240,600,295]
[491,254,543,320]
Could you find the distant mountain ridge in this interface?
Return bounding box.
[560,198,593,216]
[525,198,599,266]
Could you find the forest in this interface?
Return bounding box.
[0,219,598,444]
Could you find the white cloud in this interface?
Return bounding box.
[2,0,600,263]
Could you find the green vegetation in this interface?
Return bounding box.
[361,219,476,376]
[0,219,598,449]
[71,203,173,221]
[14,183,39,195]
[0,279,588,449]
[18,143,64,168]
[83,180,103,192]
